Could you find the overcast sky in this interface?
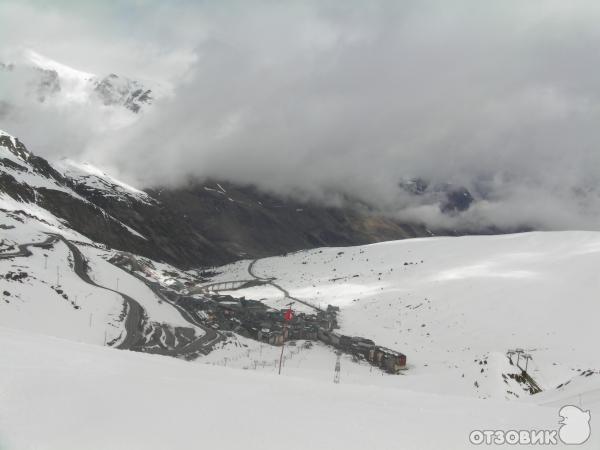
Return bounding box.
[2,0,600,231]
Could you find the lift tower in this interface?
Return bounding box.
[334,351,341,384]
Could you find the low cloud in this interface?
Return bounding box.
[2,1,600,231]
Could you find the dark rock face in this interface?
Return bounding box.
[441,186,474,214]
[145,182,428,264]
[0,135,30,161]
[64,178,429,268]
[67,181,232,267]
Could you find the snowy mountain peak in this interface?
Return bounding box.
[1,49,155,112]
[93,73,153,113]
[54,158,154,204]
[0,128,17,146]
[0,133,150,242]
[0,129,31,162]
[1,130,152,209]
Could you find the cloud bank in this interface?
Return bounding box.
[2,0,600,231]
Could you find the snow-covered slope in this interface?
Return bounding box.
[209,231,600,403]
[54,159,154,205]
[1,325,588,450]
[0,130,74,195]
[0,129,148,240]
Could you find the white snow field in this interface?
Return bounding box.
[209,232,600,406]
[0,196,124,344]
[0,213,202,345]
[1,325,590,450]
[0,234,123,345]
[1,226,599,448]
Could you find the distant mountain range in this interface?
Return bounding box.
[0,129,437,267]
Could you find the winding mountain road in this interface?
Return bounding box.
[47,234,146,350]
[247,259,323,312]
[2,232,225,357]
[121,269,225,355]
[56,235,222,356]
[0,234,60,259]
[0,233,225,359]
[192,258,322,312]
[1,233,144,349]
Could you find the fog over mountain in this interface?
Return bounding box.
[2,0,600,231]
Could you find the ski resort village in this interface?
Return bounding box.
[2,4,600,447]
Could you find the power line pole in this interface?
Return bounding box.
[278,325,287,375]
[278,302,294,375]
[334,351,341,384]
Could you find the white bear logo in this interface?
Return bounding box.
[559,405,591,445]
